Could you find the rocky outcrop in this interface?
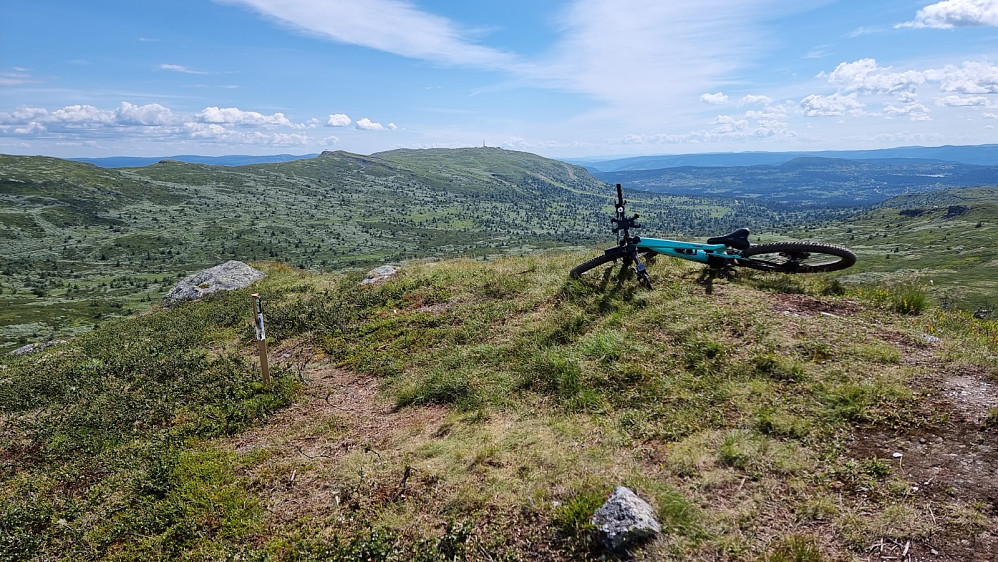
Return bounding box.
[164,261,265,306]
[361,265,398,285]
[592,486,661,550]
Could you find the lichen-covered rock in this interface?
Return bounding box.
[592,486,661,550]
[361,265,398,285]
[164,260,265,306]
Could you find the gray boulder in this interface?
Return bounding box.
[361,265,398,285]
[164,260,265,306]
[592,486,661,550]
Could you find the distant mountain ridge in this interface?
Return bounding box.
[572,144,998,171]
[590,156,998,206]
[69,153,319,168]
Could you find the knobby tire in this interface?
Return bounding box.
[737,241,856,273]
[570,253,617,278]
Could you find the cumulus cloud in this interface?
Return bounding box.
[354,118,396,131]
[799,93,865,116]
[326,113,351,127]
[884,102,932,120]
[115,102,176,126]
[739,94,772,105]
[823,58,926,93]
[700,92,729,104]
[936,94,989,106]
[0,101,319,149]
[186,121,311,145]
[930,61,998,93]
[195,106,294,127]
[896,0,998,29]
[821,58,998,96]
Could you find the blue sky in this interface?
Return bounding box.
[1,0,997,159]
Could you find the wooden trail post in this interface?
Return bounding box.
[252,293,270,386]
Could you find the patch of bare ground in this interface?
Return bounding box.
[226,366,450,523]
[846,336,998,561]
[769,293,864,318]
[223,364,571,558]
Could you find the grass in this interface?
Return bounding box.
[3,250,995,560]
[1,151,865,351]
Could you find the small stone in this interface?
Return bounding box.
[892,452,903,458]
[931,548,939,555]
[592,486,661,550]
[921,334,941,344]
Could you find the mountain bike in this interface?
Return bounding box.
[570,184,856,289]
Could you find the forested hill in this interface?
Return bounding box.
[2,148,821,349]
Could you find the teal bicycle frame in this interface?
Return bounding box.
[636,238,735,266]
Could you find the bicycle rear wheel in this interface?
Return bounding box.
[737,241,856,273]
[570,254,617,278]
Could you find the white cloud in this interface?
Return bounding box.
[884,102,932,120]
[114,102,176,126]
[355,118,396,131]
[847,26,884,37]
[326,113,351,127]
[0,102,318,149]
[50,105,116,126]
[799,93,866,116]
[936,94,989,106]
[739,94,772,105]
[712,114,747,132]
[700,92,729,105]
[195,106,294,127]
[824,58,926,93]
[822,58,998,96]
[929,61,998,93]
[185,122,310,145]
[159,63,210,75]
[219,0,515,68]
[896,0,998,29]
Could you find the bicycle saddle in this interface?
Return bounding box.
[706,228,751,250]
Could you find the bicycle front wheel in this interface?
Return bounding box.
[570,253,618,278]
[737,242,856,273]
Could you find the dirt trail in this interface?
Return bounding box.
[772,293,998,562]
[227,365,449,526]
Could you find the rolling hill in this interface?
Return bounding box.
[1,149,814,349]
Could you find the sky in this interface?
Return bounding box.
[1,0,997,159]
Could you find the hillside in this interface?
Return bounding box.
[1,252,995,560]
[0,150,841,351]
[789,186,998,310]
[591,158,998,206]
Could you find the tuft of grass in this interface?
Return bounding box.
[395,368,476,408]
[862,282,930,315]
[761,533,824,562]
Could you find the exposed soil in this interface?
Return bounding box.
[227,365,451,526]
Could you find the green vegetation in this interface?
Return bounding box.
[3,253,995,560]
[795,186,998,310]
[0,150,851,350]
